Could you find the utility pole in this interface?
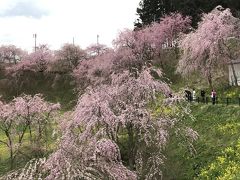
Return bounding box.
[96,34,100,55]
[73,37,75,45]
[97,34,99,45]
[33,33,37,52]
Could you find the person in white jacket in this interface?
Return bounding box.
[211,89,217,105]
[192,88,196,101]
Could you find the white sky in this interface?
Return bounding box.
[0,0,140,52]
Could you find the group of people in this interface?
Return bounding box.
[185,88,217,105]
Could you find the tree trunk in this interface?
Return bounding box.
[10,145,14,169]
[29,124,33,143]
[230,61,238,86]
[127,124,135,169]
[6,131,14,169]
[207,72,213,89]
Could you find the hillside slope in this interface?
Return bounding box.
[163,104,240,179]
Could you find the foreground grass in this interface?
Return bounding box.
[0,131,9,175]
[0,130,31,175]
[0,127,58,176]
[163,103,240,179]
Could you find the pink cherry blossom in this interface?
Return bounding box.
[178,6,240,87]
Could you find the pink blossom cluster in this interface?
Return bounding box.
[13,94,60,118]
[0,93,60,133]
[5,44,86,76]
[178,6,240,84]
[49,43,86,72]
[86,43,110,58]
[1,12,199,180]
[6,45,53,75]
[73,13,190,89]
[73,50,115,87]
[40,12,198,180]
[0,45,26,64]
[113,13,191,63]
[3,158,47,180]
[43,66,198,179]
[0,101,15,124]
[0,94,60,169]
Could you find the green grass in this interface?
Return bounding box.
[0,129,31,175]
[162,104,240,179]
[0,131,9,174]
[0,72,78,111]
[0,125,58,176]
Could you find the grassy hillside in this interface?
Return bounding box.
[1,66,240,178]
[163,103,240,179]
[0,71,77,110]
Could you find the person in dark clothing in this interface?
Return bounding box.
[200,90,206,102]
[185,90,192,102]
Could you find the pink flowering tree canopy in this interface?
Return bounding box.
[0,94,60,169]
[178,6,240,87]
[47,25,198,178]
[2,12,197,180]
[6,44,53,75]
[45,67,197,179]
[74,13,190,92]
[51,43,86,73]
[86,43,110,58]
[113,13,191,68]
[73,49,115,89]
[0,45,26,64]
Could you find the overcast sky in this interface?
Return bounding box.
[0,0,140,52]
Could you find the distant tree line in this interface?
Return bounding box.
[135,0,240,27]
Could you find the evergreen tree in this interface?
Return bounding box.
[135,0,240,27]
